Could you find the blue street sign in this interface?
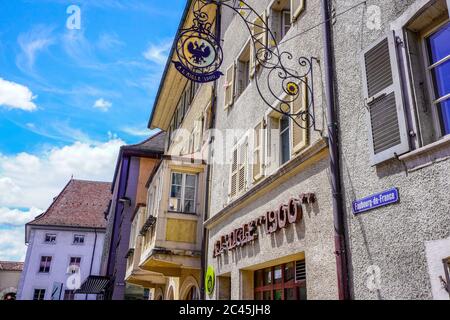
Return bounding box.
[352,188,399,215]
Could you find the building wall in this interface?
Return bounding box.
[206,0,337,300]
[332,0,450,299]
[17,227,105,300]
[0,270,22,299]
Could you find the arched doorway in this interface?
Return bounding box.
[180,276,200,300]
[166,286,175,300]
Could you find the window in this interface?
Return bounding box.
[280,115,291,165]
[169,172,197,214]
[69,257,81,273]
[229,138,248,199]
[44,233,56,244]
[39,256,51,273]
[64,290,75,301]
[236,41,251,99]
[254,261,306,300]
[250,12,268,77]
[73,234,85,245]
[33,289,46,300]
[268,0,304,44]
[362,0,450,165]
[425,20,450,136]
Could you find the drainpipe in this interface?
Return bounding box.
[321,0,350,300]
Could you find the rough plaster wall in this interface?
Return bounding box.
[208,158,338,300]
[332,0,450,299]
[210,0,327,217]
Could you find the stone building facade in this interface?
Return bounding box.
[204,0,339,300]
[333,0,450,300]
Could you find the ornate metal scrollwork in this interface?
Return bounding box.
[173,0,317,129]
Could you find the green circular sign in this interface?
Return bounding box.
[205,266,215,295]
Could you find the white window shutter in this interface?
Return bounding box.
[250,12,268,78]
[238,140,248,193]
[265,114,280,176]
[362,32,410,165]
[252,121,265,182]
[224,63,235,109]
[229,147,238,198]
[291,0,304,23]
[291,81,309,154]
[268,9,281,45]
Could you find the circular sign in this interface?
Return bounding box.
[205,266,215,295]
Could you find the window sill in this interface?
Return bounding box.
[399,135,450,172]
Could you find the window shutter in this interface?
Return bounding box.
[250,12,268,78]
[268,9,281,45]
[265,114,280,176]
[295,260,306,282]
[224,63,235,109]
[362,33,410,165]
[229,147,238,198]
[253,121,265,182]
[291,0,304,23]
[238,140,248,193]
[291,81,309,154]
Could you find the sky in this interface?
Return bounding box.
[0,0,185,261]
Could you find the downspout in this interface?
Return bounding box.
[200,0,221,301]
[321,0,350,300]
[86,228,98,300]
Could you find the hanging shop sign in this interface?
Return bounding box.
[172,5,223,83]
[213,194,316,258]
[205,266,215,295]
[352,188,399,215]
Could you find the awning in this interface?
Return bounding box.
[75,276,110,294]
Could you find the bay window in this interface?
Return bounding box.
[169,172,197,214]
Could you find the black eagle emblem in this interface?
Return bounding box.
[187,41,211,65]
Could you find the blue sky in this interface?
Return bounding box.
[0,0,185,261]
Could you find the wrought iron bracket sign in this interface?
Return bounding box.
[173,0,318,129]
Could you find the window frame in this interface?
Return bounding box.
[33,288,46,301]
[44,233,57,244]
[38,255,52,274]
[169,172,198,214]
[73,234,85,245]
[254,261,306,300]
[420,18,450,138]
[235,39,252,101]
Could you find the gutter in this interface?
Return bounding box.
[321,0,350,300]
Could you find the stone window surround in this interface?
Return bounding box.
[390,0,450,171]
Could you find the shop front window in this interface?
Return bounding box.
[254,260,306,300]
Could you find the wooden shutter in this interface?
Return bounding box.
[291,0,304,23]
[291,81,309,154]
[229,147,238,198]
[362,33,410,165]
[250,12,268,78]
[253,121,265,182]
[193,118,202,152]
[265,114,280,176]
[268,8,281,46]
[224,63,235,109]
[238,140,248,193]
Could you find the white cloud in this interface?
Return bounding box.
[122,127,157,137]
[0,139,124,261]
[97,33,124,50]
[93,98,112,111]
[16,25,54,73]
[0,78,38,111]
[0,227,27,261]
[143,39,172,65]
[0,207,42,226]
[0,139,124,210]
